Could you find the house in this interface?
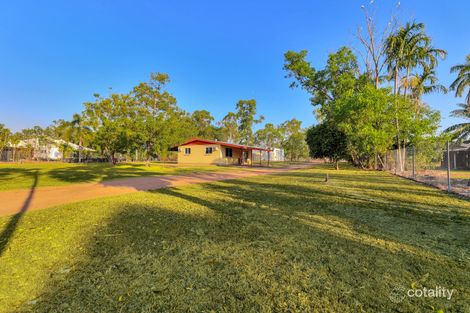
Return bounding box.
[1,138,94,161]
[15,138,62,160]
[172,138,272,165]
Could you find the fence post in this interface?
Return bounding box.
[412,145,415,179]
[446,141,451,193]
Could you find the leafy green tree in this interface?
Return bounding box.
[84,93,138,164]
[336,85,391,167]
[332,83,440,168]
[284,47,359,118]
[71,113,92,162]
[279,119,309,161]
[191,110,216,139]
[306,123,347,169]
[219,112,239,143]
[284,47,365,163]
[52,119,74,161]
[254,123,282,149]
[130,72,193,162]
[235,99,264,145]
[0,124,11,159]
[284,45,441,168]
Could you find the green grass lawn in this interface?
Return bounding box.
[0,162,256,191]
[0,165,468,312]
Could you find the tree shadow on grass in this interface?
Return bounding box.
[16,205,310,312]
[9,169,470,312]
[277,170,470,206]
[18,182,469,312]
[46,163,220,185]
[47,164,149,184]
[159,181,469,261]
[0,167,39,189]
[283,171,445,193]
[0,171,38,256]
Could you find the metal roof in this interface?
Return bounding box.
[175,138,272,151]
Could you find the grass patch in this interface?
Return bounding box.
[0,166,468,312]
[0,162,267,191]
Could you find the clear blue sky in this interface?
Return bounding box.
[1,0,469,132]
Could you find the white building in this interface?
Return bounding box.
[260,148,285,162]
[10,138,93,161]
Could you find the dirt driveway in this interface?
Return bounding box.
[0,166,309,217]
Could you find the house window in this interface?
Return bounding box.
[225,148,233,157]
[184,148,191,155]
[205,147,213,154]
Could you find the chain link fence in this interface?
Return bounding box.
[383,141,470,198]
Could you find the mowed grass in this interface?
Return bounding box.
[0,162,252,191]
[0,166,469,312]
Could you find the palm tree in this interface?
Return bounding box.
[386,21,446,172]
[386,22,425,95]
[401,67,447,112]
[71,113,91,163]
[385,22,427,171]
[402,27,447,97]
[53,119,73,161]
[444,103,470,141]
[450,54,470,110]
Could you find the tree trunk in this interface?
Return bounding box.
[394,67,403,172]
[146,144,151,166]
[335,160,339,170]
[109,153,116,165]
[393,67,399,95]
[376,154,385,169]
[375,69,380,89]
[78,138,82,163]
[402,139,407,171]
[404,66,410,97]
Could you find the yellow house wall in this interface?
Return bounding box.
[177,144,222,164]
[177,144,253,165]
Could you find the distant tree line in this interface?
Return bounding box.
[0,73,308,163]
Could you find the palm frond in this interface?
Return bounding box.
[444,123,470,141]
[449,54,470,98]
